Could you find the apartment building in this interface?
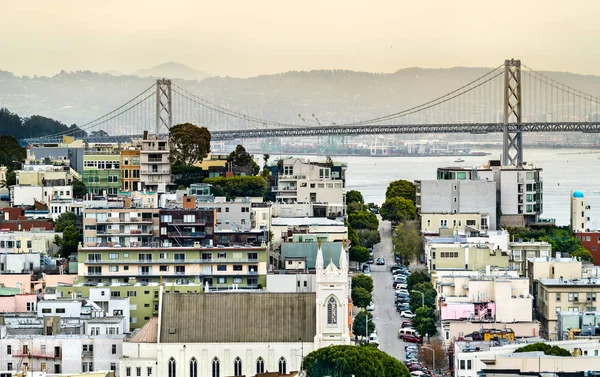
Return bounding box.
[158,208,216,247]
[416,179,496,231]
[82,207,160,248]
[508,239,552,276]
[83,147,121,195]
[429,243,510,272]
[0,229,62,255]
[271,158,346,215]
[119,148,141,192]
[139,137,171,193]
[536,276,600,340]
[420,212,491,236]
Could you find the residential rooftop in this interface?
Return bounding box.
[538,277,600,286]
[271,217,345,227]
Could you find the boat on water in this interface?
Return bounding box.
[454,158,465,163]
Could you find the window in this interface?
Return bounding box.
[327,296,338,325]
[278,357,287,374]
[160,265,169,272]
[109,266,119,272]
[111,291,121,297]
[128,291,137,297]
[175,266,185,274]
[556,293,561,302]
[217,265,227,271]
[217,278,226,284]
[161,215,173,223]
[256,357,265,374]
[233,265,243,271]
[147,367,153,376]
[190,358,198,377]
[233,277,243,284]
[137,367,142,377]
[440,219,447,227]
[587,293,597,302]
[233,357,242,376]
[56,308,65,314]
[112,344,117,354]
[184,214,195,223]
[26,302,35,311]
[168,357,176,377]
[460,360,465,370]
[467,360,472,370]
[82,344,94,352]
[126,367,131,377]
[569,293,579,302]
[212,357,220,377]
[217,252,226,259]
[7,345,11,354]
[109,253,119,259]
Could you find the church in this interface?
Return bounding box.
[119,243,351,377]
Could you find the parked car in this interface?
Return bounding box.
[405,344,418,352]
[398,328,419,339]
[396,303,410,312]
[401,310,415,318]
[390,265,405,273]
[404,334,423,343]
[366,302,375,311]
[376,257,385,265]
[401,320,412,328]
[367,257,375,264]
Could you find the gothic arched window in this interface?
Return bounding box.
[233,357,242,376]
[211,357,220,377]
[189,358,197,377]
[327,296,338,325]
[278,357,287,375]
[168,358,176,377]
[256,357,265,374]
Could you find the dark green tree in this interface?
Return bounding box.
[392,221,422,265]
[412,306,437,336]
[303,345,384,377]
[228,144,260,175]
[54,225,80,257]
[407,270,431,291]
[54,212,78,232]
[571,247,595,263]
[169,123,211,166]
[351,287,372,309]
[409,282,437,312]
[348,210,379,231]
[380,196,416,223]
[347,190,365,205]
[352,274,374,294]
[72,179,87,199]
[349,246,370,266]
[515,343,571,356]
[353,311,376,339]
[347,223,360,248]
[0,135,26,171]
[385,179,416,203]
[356,229,381,249]
[204,176,268,199]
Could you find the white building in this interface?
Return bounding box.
[139,137,171,193]
[10,185,43,207]
[272,158,346,217]
[0,291,130,375]
[120,244,351,377]
[0,253,42,273]
[271,217,348,245]
[571,190,590,232]
[0,229,62,255]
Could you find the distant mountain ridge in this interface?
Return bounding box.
[132,61,211,81]
[0,64,599,131]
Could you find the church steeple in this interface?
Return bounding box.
[315,239,324,271]
[339,240,348,272]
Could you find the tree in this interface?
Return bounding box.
[204,176,268,199]
[385,179,416,203]
[348,210,379,231]
[351,287,372,309]
[0,135,26,171]
[419,339,449,372]
[72,178,87,199]
[347,190,364,205]
[356,229,381,249]
[392,221,422,265]
[228,144,260,175]
[352,274,374,294]
[380,196,416,223]
[409,282,437,312]
[407,270,431,291]
[54,224,80,257]
[349,246,370,266]
[515,343,571,356]
[169,123,211,166]
[347,223,360,249]
[572,247,594,263]
[303,345,409,377]
[353,311,376,339]
[54,212,78,232]
[412,306,437,336]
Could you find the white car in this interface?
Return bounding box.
[367,302,375,311]
[369,332,379,345]
[401,310,415,318]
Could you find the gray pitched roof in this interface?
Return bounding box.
[160,292,316,343]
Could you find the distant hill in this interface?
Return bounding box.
[132,61,211,81]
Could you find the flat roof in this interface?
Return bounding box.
[271,217,345,227]
[538,278,599,286]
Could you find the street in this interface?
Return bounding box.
[370,218,406,362]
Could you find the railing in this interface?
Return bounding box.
[169,219,207,225]
[82,351,93,357]
[167,232,206,237]
[141,170,170,174]
[147,158,164,162]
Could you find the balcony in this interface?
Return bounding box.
[86,271,102,276]
[141,170,171,175]
[273,186,297,192]
[200,258,259,264]
[167,232,206,238]
[147,158,164,162]
[82,351,93,357]
[168,219,207,225]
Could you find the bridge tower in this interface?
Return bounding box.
[156,79,172,135]
[502,59,523,167]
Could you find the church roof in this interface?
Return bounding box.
[160,292,316,343]
[130,317,158,343]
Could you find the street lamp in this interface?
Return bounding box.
[412,290,425,308]
[422,345,435,375]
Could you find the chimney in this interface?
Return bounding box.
[183,195,196,209]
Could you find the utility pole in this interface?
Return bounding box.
[412,290,425,308]
[423,345,435,375]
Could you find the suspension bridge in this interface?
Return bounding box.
[21,59,600,167]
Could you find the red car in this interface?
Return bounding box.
[401,321,412,328]
[403,334,423,343]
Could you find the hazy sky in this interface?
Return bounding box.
[2,0,600,77]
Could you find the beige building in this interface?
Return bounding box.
[441,321,540,346]
[508,240,552,276]
[429,244,510,272]
[536,277,600,340]
[420,212,489,236]
[139,136,171,193]
[527,256,582,295]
